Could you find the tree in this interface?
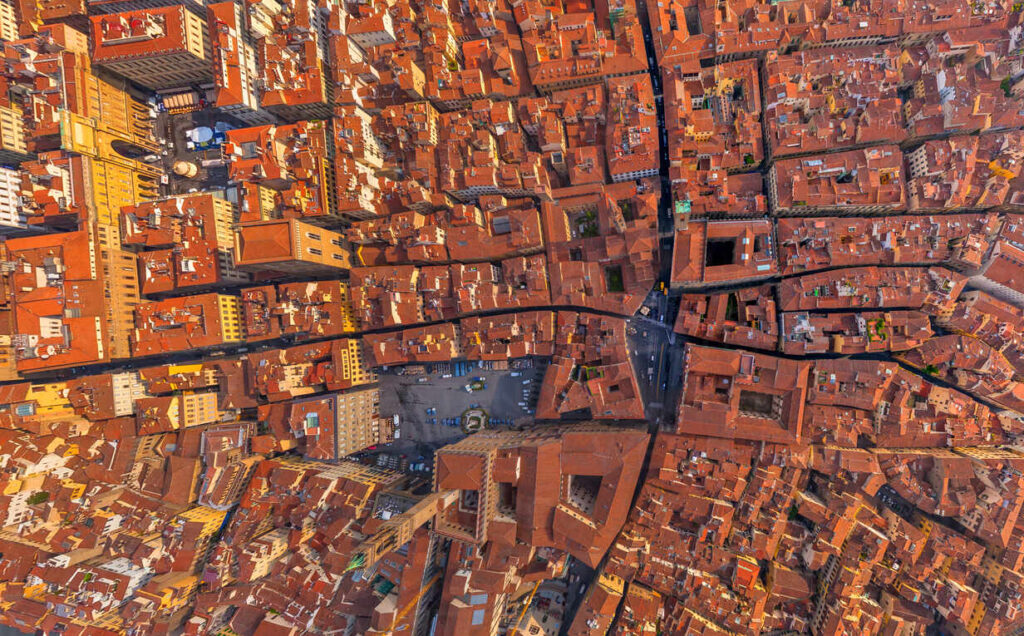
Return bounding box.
[27,492,49,505]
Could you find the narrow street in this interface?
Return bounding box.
[603,19,1013,636]
[634,0,676,286]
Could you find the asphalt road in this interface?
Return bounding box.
[560,557,597,633]
[627,308,684,433]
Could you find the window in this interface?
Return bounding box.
[308,247,322,256]
[469,594,487,606]
[306,232,321,240]
[471,609,485,626]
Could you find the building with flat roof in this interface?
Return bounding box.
[86,0,207,15]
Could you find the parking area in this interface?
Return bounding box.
[378,360,545,446]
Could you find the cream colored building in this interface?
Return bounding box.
[91,6,212,89]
